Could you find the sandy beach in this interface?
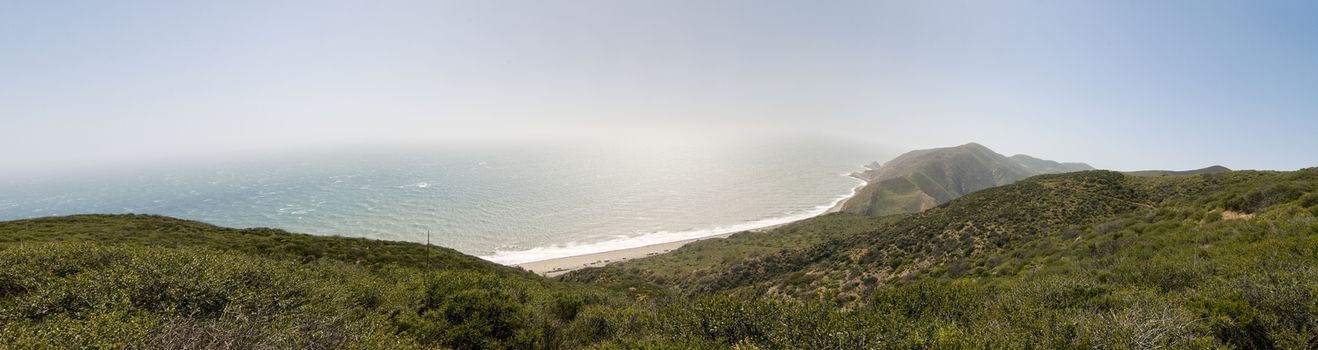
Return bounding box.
[516,183,862,277]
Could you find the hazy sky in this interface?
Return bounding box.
[3,0,1316,175]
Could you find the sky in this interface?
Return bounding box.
[2,0,1316,175]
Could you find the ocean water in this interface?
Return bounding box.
[0,136,879,264]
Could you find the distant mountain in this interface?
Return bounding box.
[840,143,1092,216]
[1009,154,1094,174]
[1124,165,1231,177]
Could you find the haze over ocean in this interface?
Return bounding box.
[0,136,879,264]
[5,1,1316,176]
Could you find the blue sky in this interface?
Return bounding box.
[2,0,1315,174]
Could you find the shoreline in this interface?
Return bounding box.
[515,177,867,277]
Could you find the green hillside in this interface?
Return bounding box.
[559,212,904,297]
[840,143,1092,216]
[0,215,634,349]
[676,170,1315,298]
[0,214,520,275]
[565,168,1318,348]
[2,168,1316,349]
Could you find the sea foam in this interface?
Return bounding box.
[480,176,866,265]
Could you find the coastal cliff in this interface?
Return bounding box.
[840,143,1093,216]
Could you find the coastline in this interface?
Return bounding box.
[516,177,866,277]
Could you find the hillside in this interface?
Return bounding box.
[558,212,904,296]
[625,169,1316,298]
[840,143,1092,216]
[3,168,1316,349]
[0,214,521,275]
[563,168,1318,348]
[0,215,634,349]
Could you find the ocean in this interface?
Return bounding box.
[0,136,881,265]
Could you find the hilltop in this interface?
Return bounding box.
[840,143,1092,216]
